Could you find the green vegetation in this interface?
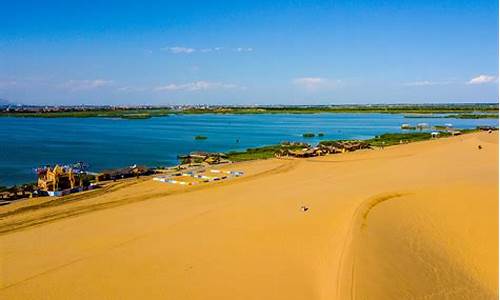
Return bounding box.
[0,108,172,119]
[81,174,95,186]
[404,114,444,119]
[365,132,451,147]
[318,140,341,146]
[227,132,452,161]
[303,133,315,138]
[226,144,304,162]
[2,104,497,119]
[179,108,269,114]
[463,128,482,134]
[318,132,325,137]
[120,113,152,119]
[226,129,485,162]
[320,131,463,148]
[405,113,499,119]
[178,104,498,114]
[226,145,281,161]
[194,135,208,140]
[446,114,499,119]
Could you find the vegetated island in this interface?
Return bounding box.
[1,103,498,119]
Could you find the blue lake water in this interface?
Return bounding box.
[0,113,497,186]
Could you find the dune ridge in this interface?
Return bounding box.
[0,132,497,299]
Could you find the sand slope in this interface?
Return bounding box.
[0,132,497,299]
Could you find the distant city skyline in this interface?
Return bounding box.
[0,0,498,105]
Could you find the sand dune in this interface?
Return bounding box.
[0,132,497,299]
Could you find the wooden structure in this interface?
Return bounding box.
[37,165,83,192]
[477,126,498,131]
[97,165,153,181]
[276,141,370,158]
[178,152,230,165]
[0,184,37,204]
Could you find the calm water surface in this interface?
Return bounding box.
[0,113,497,186]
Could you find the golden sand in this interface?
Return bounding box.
[0,132,497,299]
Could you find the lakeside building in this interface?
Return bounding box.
[37,164,89,196]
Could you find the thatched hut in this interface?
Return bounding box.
[97,165,153,181]
[178,152,229,165]
[477,126,498,131]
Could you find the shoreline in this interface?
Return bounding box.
[0,130,497,298]
[1,128,493,198]
[1,103,498,119]
[0,129,494,220]
[0,128,489,192]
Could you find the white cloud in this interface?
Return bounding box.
[200,47,223,53]
[162,46,196,54]
[154,81,242,92]
[116,86,148,92]
[404,80,451,86]
[62,79,113,91]
[467,75,497,85]
[293,77,338,90]
[235,47,253,52]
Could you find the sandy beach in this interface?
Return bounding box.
[0,131,497,299]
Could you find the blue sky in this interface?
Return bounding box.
[0,0,498,105]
